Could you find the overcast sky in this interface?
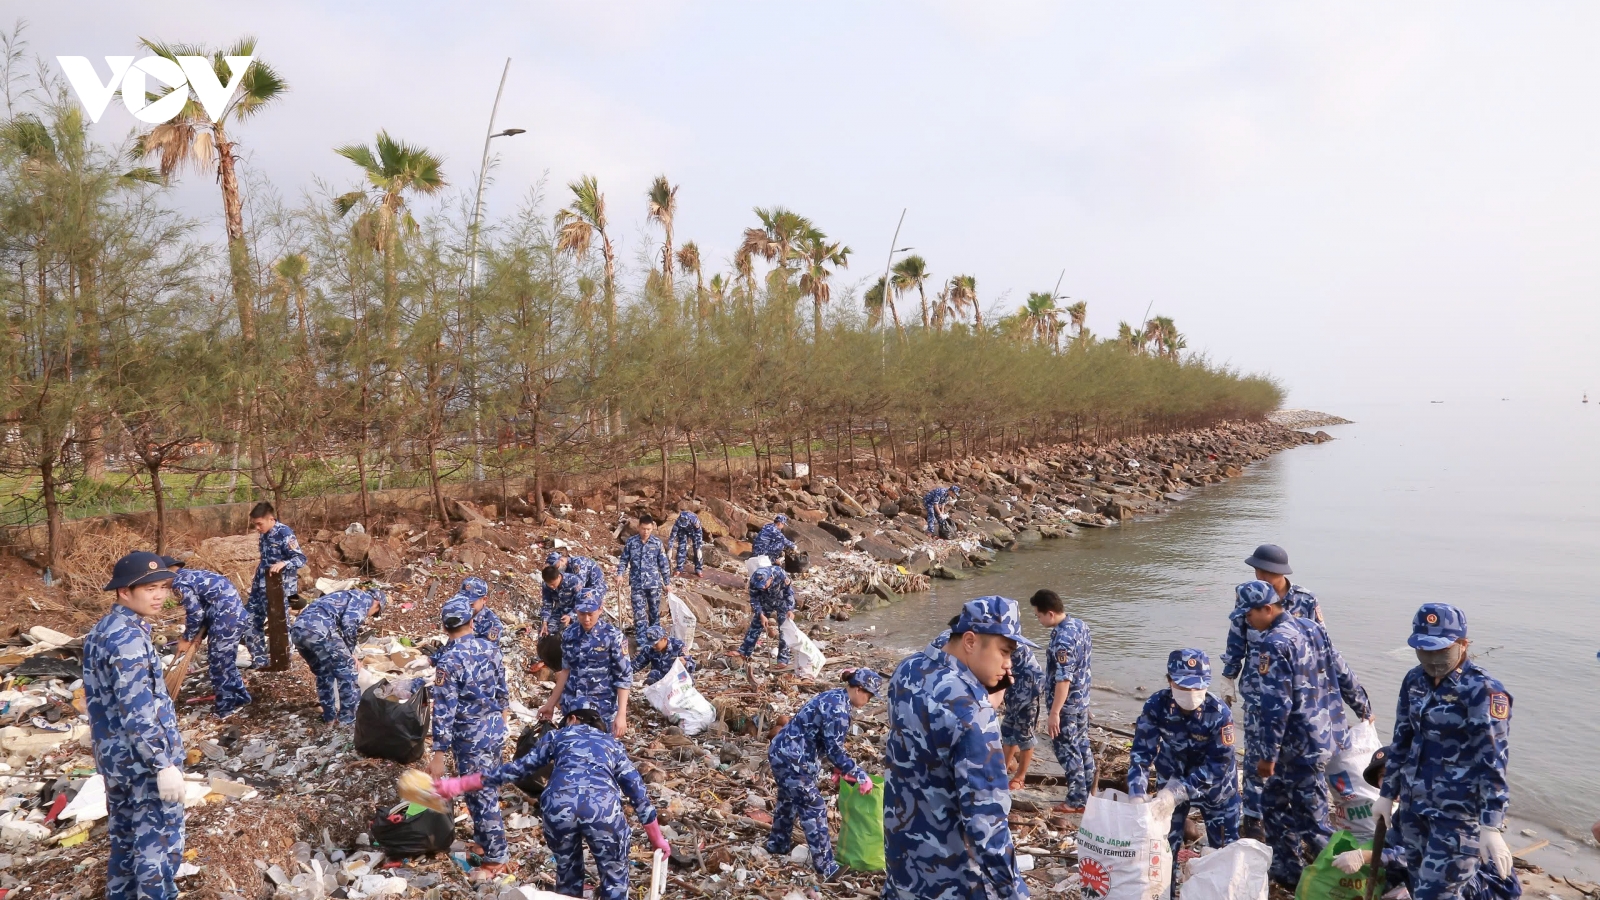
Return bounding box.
[22,2,1600,408]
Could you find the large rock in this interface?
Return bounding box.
[696,509,731,538]
[196,534,259,566]
[366,542,402,573]
[786,521,843,555]
[672,588,714,624]
[828,488,869,518]
[858,537,907,564]
[450,500,493,524]
[336,531,372,564]
[705,498,750,536]
[452,521,485,544]
[877,499,902,518]
[793,508,827,525]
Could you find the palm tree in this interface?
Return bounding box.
[1117,320,1140,350]
[133,37,287,343]
[891,255,931,328]
[272,252,312,350]
[707,272,729,313]
[1064,300,1087,338]
[553,175,616,342]
[1147,316,1184,359]
[1023,292,1062,349]
[739,206,810,288]
[333,131,447,344]
[675,241,703,322]
[646,175,678,287]
[947,275,978,329]
[795,225,851,337]
[864,276,905,333]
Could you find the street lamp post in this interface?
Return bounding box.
[467,57,523,482]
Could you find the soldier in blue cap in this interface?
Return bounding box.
[435,699,670,900]
[1359,603,1516,900]
[619,514,673,644]
[751,514,797,562]
[631,624,695,686]
[428,595,511,876]
[922,485,960,536]
[163,558,251,718]
[243,501,306,668]
[766,667,882,881]
[929,614,1045,791]
[1128,649,1241,867]
[540,550,607,636]
[734,559,796,668]
[669,510,704,577]
[85,551,187,900]
[539,592,633,737]
[1235,579,1371,887]
[884,595,1034,900]
[287,587,384,725]
[1029,588,1095,813]
[447,576,501,643]
[1220,543,1323,705]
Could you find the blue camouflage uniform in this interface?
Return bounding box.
[1382,603,1518,900]
[1046,614,1095,807]
[631,625,695,685]
[244,521,306,667]
[752,518,796,561]
[542,553,607,630]
[884,595,1033,900]
[766,670,880,879]
[481,719,658,900]
[1128,650,1241,863]
[85,599,185,900]
[1237,580,1371,886]
[669,511,703,575]
[170,568,251,717]
[619,531,672,643]
[288,589,380,724]
[931,630,1041,749]
[557,606,633,729]
[922,485,959,535]
[737,565,795,665]
[1221,582,1321,681]
[433,597,511,864]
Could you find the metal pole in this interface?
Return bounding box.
[468,58,512,483]
[880,208,906,367]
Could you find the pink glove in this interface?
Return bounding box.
[856,777,873,795]
[434,772,483,799]
[643,819,670,855]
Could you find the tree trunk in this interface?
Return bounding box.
[427,438,449,526]
[149,461,167,553]
[688,434,699,497]
[814,296,823,339]
[215,122,255,344]
[918,285,928,329]
[722,436,734,504]
[40,454,62,570]
[659,437,671,518]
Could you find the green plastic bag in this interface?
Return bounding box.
[1295,830,1381,900]
[836,775,885,872]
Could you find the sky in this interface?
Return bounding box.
[18,2,1600,409]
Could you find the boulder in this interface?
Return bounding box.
[705,498,750,535]
[793,508,828,525]
[336,531,372,564]
[877,499,902,518]
[696,509,731,538]
[672,589,714,624]
[366,543,402,573]
[714,536,752,556]
[452,521,485,544]
[816,520,854,543]
[449,500,492,524]
[196,534,259,566]
[786,521,844,555]
[829,489,869,518]
[858,537,907,564]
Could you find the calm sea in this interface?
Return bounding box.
[848,399,1600,869]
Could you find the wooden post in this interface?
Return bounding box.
[264,570,291,671]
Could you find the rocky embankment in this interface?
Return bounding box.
[1267,408,1353,429]
[1,418,1350,900]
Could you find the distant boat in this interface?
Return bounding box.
[1585,394,1590,404]
[1430,400,1444,404]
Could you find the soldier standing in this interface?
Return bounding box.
[1034,588,1095,813]
[242,501,305,668]
[618,514,672,644]
[539,593,633,737]
[85,551,188,900]
[428,596,511,877]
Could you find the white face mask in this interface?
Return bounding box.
[1172,687,1206,711]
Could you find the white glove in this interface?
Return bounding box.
[157,765,186,804]
[1480,827,1512,876]
[1332,849,1368,874]
[1372,795,1394,827]
[1156,780,1188,807]
[1221,676,1238,706]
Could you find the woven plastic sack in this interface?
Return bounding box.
[1294,830,1377,900]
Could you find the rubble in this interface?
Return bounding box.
[0,420,1344,899]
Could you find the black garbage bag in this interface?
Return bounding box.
[783,549,809,575]
[511,722,556,802]
[370,802,454,859]
[353,677,430,763]
[936,517,956,539]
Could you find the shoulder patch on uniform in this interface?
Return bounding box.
[1489,691,1509,720]
[1056,648,1070,664]
[1257,651,1271,675]
[1220,723,1235,746]
[434,667,448,686]
[287,537,300,551]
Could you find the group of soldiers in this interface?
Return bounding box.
[78,493,1519,900]
[882,544,1519,900]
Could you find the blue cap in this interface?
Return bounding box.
[545,551,563,567]
[1235,580,1279,612]
[575,592,603,614]
[644,624,666,644]
[847,668,883,696]
[951,595,1038,649]
[1167,649,1211,689]
[565,698,598,714]
[1245,544,1292,576]
[104,551,176,591]
[459,577,488,602]
[441,596,474,629]
[774,514,788,524]
[370,588,387,614]
[1408,603,1467,651]
[949,485,961,494]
